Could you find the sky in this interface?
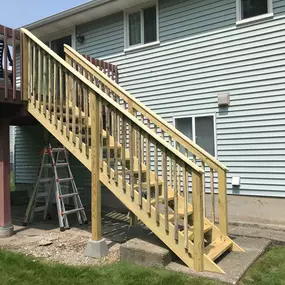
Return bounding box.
[1,0,90,28]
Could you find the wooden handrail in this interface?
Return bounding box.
[64,44,228,173]
[20,28,204,175]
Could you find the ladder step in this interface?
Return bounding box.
[60,193,79,199]
[33,205,46,212]
[205,239,233,261]
[39,178,54,183]
[62,208,84,216]
[57,177,73,183]
[43,163,69,168]
[37,192,49,198]
[49,148,65,152]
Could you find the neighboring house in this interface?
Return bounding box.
[15,0,285,203]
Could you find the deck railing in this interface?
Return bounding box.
[0,24,20,101]
[64,45,229,236]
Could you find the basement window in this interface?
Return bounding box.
[175,115,216,157]
[236,0,273,22]
[125,2,159,49]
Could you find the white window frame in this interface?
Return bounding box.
[173,114,217,158]
[124,0,159,51]
[236,0,273,25]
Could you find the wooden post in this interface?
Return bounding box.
[192,169,204,272]
[0,120,13,237]
[218,169,228,235]
[21,32,29,101]
[91,92,101,241]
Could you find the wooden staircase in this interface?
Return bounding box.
[20,28,244,274]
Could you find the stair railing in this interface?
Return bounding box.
[64,45,229,235]
[21,28,206,271]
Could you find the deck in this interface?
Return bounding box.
[0,24,35,125]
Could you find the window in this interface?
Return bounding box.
[237,0,273,21]
[175,116,216,156]
[125,3,158,48]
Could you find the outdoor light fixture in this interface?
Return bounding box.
[218,92,230,106]
[76,35,85,44]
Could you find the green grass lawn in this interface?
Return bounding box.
[0,246,284,285]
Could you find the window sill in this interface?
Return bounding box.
[124,41,160,53]
[236,13,274,26]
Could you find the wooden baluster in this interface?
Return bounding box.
[27,38,31,101]
[192,169,204,272]
[53,62,58,128]
[37,49,42,111]
[169,137,173,188]
[154,126,159,223]
[78,82,83,151]
[114,107,119,184]
[48,57,52,122]
[106,104,111,178]
[59,66,63,133]
[210,168,215,224]
[137,127,142,207]
[176,142,181,197]
[129,119,134,200]
[183,163,189,249]
[163,148,169,232]
[32,45,36,106]
[146,119,151,214]
[174,155,178,240]
[65,58,70,139]
[42,55,47,116]
[12,29,16,100]
[4,27,8,99]
[121,114,127,192]
[202,162,205,218]
[99,99,103,168]
[72,75,76,145]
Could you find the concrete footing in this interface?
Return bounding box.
[120,238,172,268]
[0,224,14,238]
[84,239,109,258]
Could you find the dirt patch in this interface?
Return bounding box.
[0,227,120,266]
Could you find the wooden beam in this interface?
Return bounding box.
[91,92,101,241]
[218,169,228,236]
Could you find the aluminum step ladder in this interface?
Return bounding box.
[23,144,88,231]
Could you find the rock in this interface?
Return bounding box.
[39,239,53,246]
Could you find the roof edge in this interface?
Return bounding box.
[21,0,112,30]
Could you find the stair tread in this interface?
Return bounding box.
[134,180,163,189]
[181,222,212,240]
[205,239,233,261]
[150,193,175,204]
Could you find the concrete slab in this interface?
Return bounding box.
[166,236,270,285]
[120,238,172,268]
[229,224,285,244]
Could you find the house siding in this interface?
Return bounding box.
[15,125,46,184]
[14,0,285,198]
[76,2,285,197]
[76,12,124,58]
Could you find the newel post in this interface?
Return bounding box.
[218,169,228,235]
[192,169,204,272]
[84,92,109,258]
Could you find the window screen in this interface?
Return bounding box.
[144,6,157,44]
[241,0,268,19]
[129,11,141,46]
